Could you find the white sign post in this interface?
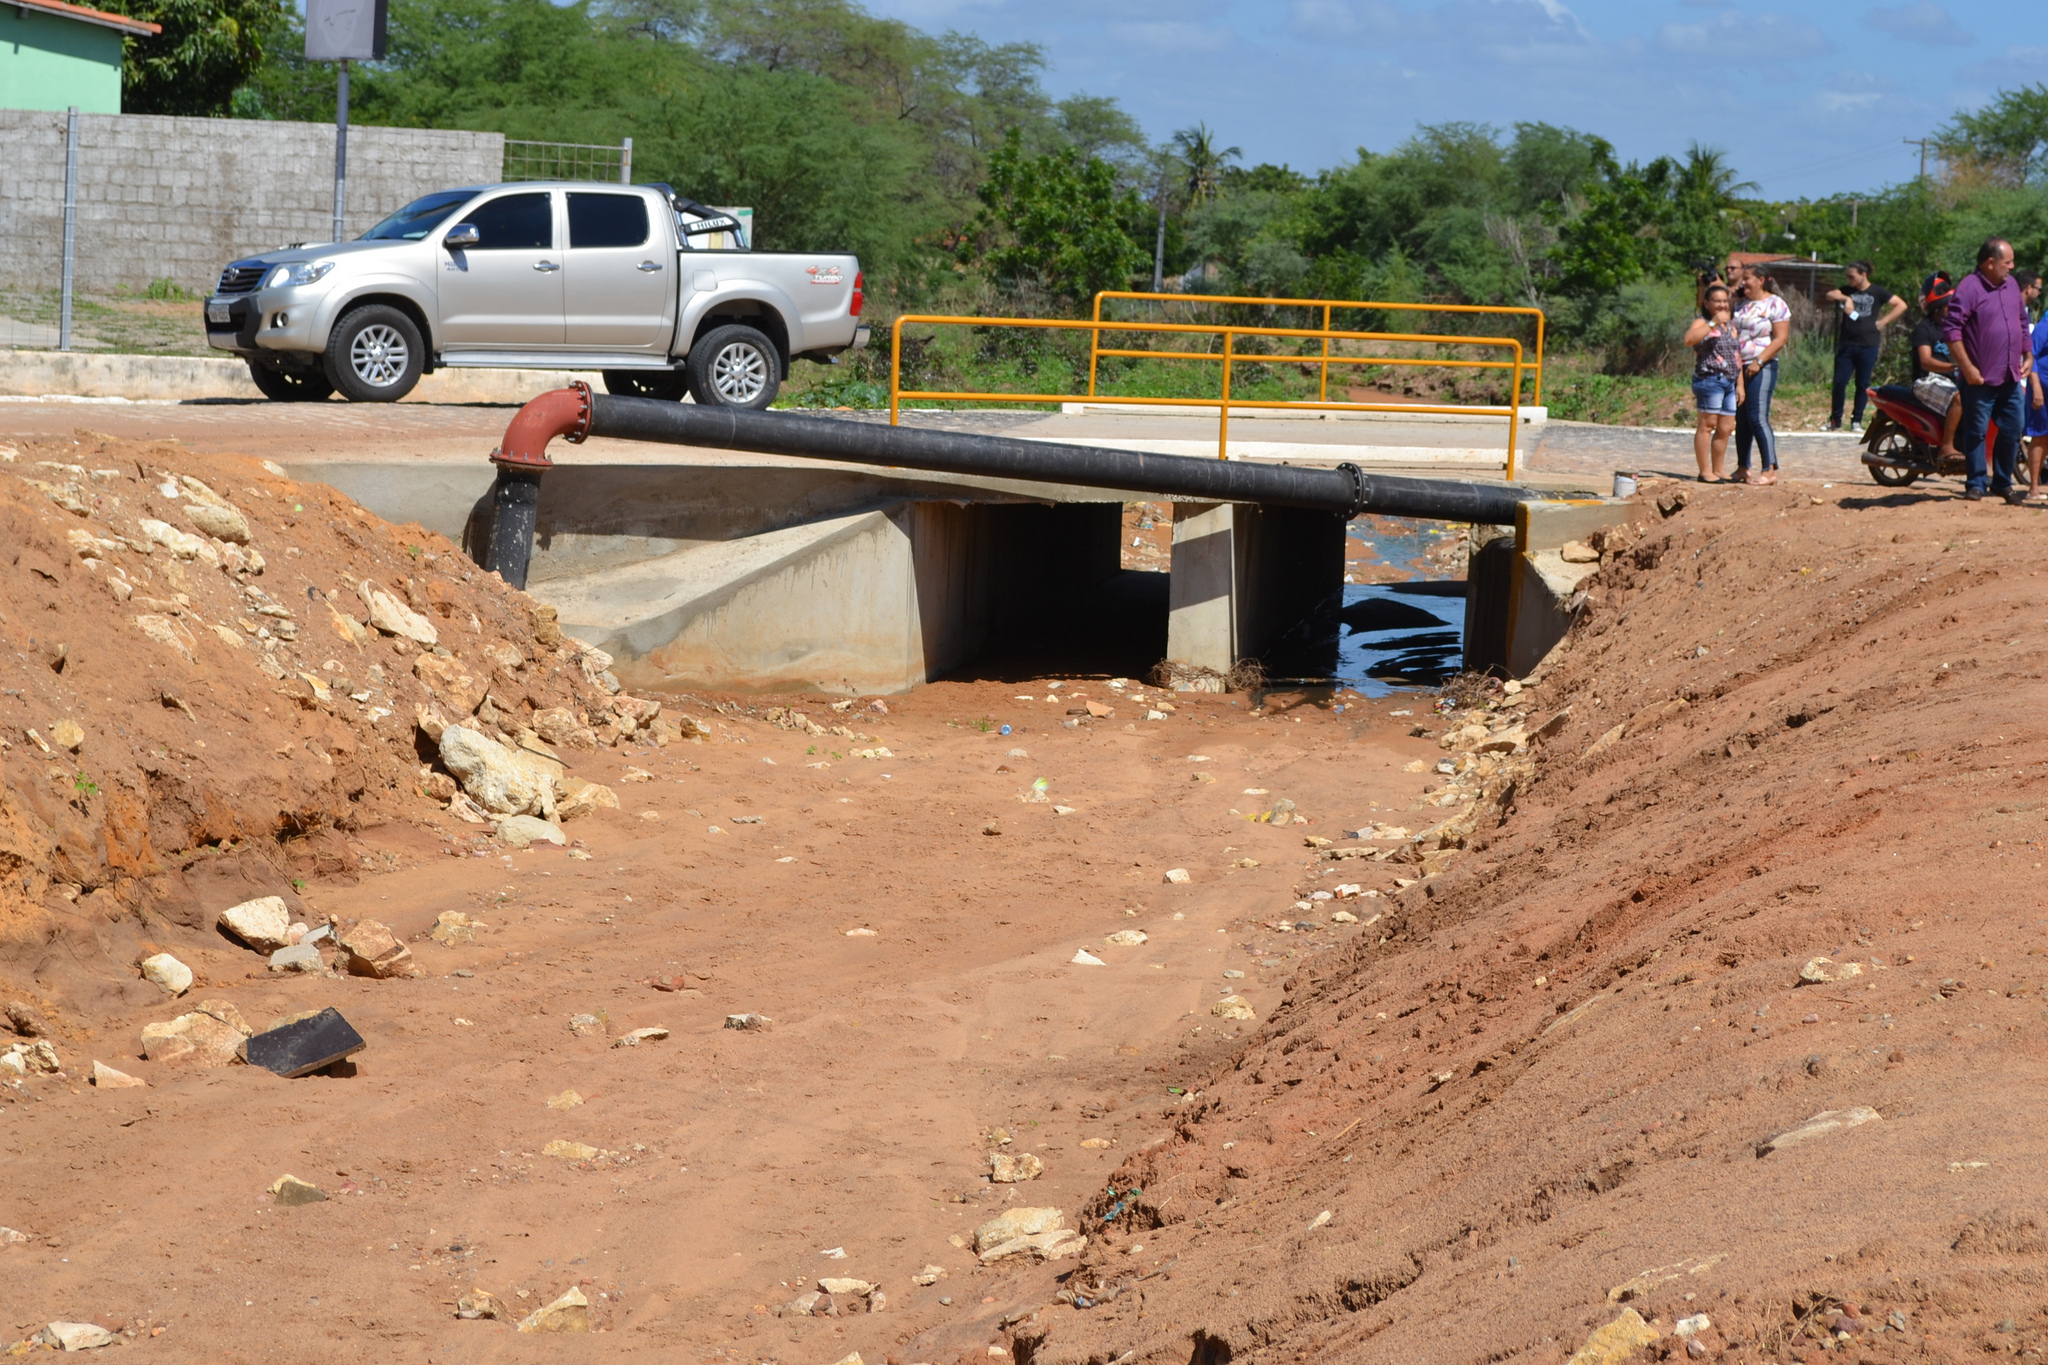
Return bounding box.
[305,0,387,243]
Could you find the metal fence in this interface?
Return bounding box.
[502,138,633,185]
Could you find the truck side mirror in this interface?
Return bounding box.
[444,224,480,249]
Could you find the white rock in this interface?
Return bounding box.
[92,1061,145,1089]
[1162,868,1191,884]
[139,952,193,996]
[268,943,324,974]
[974,1207,1067,1253]
[1070,949,1105,966]
[1673,1314,1712,1338]
[611,1027,670,1048]
[184,502,251,544]
[989,1151,1044,1183]
[2,1040,61,1075]
[39,1322,117,1351]
[978,1229,1086,1264]
[219,895,293,952]
[1759,1106,1881,1155]
[0,1226,27,1245]
[1799,956,1864,985]
[496,814,566,847]
[1212,995,1256,1020]
[357,578,438,646]
[441,725,548,816]
[137,518,208,560]
[817,1277,875,1297]
[1104,929,1148,946]
[1331,909,1359,924]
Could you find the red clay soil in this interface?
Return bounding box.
[1,449,2043,1365]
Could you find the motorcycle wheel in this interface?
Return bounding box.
[1864,421,1923,488]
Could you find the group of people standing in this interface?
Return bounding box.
[1683,264,1791,484]
[1685,238,2048,499]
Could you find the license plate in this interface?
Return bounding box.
[207,300,231,325]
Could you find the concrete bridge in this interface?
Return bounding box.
[288,402,1628,694]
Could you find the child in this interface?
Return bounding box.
[1682,284,1744,483]
[1910,272,1963,463]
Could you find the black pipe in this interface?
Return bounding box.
[582,394,1543,525]
[484,468,542,589]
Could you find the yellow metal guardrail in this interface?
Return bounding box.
[888,313,1528,479]
[1091,290,1547,407]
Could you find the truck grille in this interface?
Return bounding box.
[215,264,267,295]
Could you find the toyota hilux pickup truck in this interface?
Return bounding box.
[203,182,867,406]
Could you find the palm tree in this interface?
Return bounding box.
[1172,123,1242,205]
[1677,143,1758,208]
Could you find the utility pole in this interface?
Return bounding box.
[1904,137,1931,182]
[332,58,349,243]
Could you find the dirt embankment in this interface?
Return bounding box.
[1037,485,2048,1364]
[0,432,658,1005]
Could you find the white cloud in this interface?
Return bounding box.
[1657,9,1831,60]
[1863,1,1972,47]
[1288,0,1590,49]
[1956,44,2048,88]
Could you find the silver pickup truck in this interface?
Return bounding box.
[204,182,867,406]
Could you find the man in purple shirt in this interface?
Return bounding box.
[1946,237,2035,502]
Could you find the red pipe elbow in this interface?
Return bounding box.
[490,382,593,470]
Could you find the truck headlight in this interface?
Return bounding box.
[264,260,335,289]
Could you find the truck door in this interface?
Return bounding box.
[562,191,675,352]
[435,190,565,348]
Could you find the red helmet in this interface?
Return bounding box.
[1921,271,1956,307]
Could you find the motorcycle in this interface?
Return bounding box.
[1859,384,1970,487]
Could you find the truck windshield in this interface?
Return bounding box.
[359,190,478,241]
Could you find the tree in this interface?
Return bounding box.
[965,129,1146,304]
[1934,85,2048,187]
[1171,123,1241,205]
[103,0,289,115]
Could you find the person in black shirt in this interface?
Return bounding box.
[1826,260,1907,431]
[1909,272,1963,460]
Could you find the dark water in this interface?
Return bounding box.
[1266,519,1467,696]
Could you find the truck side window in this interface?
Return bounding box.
[567,194,650,249]
[462,193,553,250]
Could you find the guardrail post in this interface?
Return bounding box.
[620,137,633,184]
[1218,330,1234,460]
[59,106,78,352]
[1087,296,1102,398]
[1319,303,1331,403]
[1506,344,1523,481]
[889,320,902,426]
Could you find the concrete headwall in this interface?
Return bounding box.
[0,109,503,294]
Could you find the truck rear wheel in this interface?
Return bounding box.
[325,304,424,402]
[686,324,781,408]
[246,360,334,402]
[602,369,689,401]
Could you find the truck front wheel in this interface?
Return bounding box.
[246,361,334,402]
[687,324,781,408]
[325,305,425,402]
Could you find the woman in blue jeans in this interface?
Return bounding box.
[1682,284,1745,482]
[1732,264,1792,485]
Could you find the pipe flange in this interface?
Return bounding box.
[1337,462,1367,520]
[489,381,593,470]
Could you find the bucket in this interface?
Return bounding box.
[1612,471,1639,498]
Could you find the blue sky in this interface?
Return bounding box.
[866,0,2040,200]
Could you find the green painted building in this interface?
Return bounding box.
[1,0,158,115]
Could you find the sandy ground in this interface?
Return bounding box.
[4,419,2047,1365]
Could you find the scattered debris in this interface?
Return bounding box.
[1757,1106,1881,1156]
[90,1061,144,1089]
[218,895,293,952]
[269,1174,329,1206]
[139,952,194,996]
[612,1026,670,1048]
[1,1040,62,1077]
[989,1151,1045,1183]
[725,1013,770,1030]
[245,1007,366,1078]
[338,920,421,979]
[515,1286,592,1333]
[140,999,251,1067]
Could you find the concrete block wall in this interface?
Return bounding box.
[0,109,503,294]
